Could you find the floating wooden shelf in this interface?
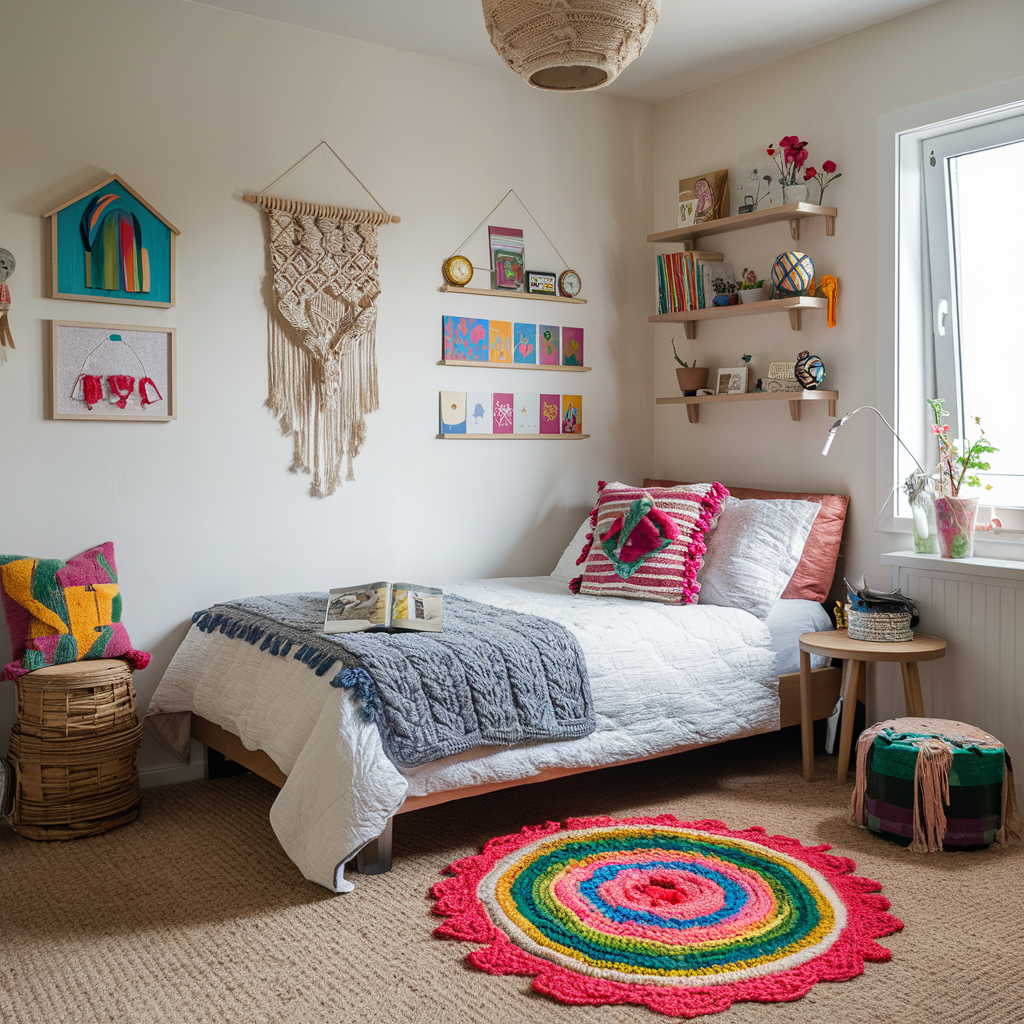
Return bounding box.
[436,433,590,440]
[437,359,590,372]
[647,202,837,247]
[438,284,586,304]
[649,296,827,338]
[656,389,838,424]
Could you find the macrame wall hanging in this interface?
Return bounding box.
[244,142,400,497]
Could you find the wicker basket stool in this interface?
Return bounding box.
[849,716,1021,852]
[8,658,143,840]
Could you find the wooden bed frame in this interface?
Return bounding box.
[191,665,841,874]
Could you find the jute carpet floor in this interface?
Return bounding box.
[1,729,1022,1024]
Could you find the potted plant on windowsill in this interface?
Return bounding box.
[928,397,998,559]
[672,339,708,395]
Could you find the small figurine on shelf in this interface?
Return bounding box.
[794,350,825,390]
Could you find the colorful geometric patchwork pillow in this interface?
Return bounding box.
[570,480,729,604]
[0,541,150,681]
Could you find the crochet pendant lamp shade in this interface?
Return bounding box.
[482,0,660,91]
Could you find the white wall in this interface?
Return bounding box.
[0,0,653,778]
[649,0,1024,721]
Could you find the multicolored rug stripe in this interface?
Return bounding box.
[432,815,902,1017]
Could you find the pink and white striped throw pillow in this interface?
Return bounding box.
[570,480,729,604]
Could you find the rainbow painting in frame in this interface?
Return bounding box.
[44,175,179,308]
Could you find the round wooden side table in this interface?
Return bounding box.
[797,629,947,783]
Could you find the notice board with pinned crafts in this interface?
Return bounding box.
[48,320,176,422]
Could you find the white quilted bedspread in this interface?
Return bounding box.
[148,577,778,892]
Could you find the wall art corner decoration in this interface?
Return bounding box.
[44,175,179,308]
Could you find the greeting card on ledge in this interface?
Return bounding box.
[539,325,560,365]
[562,327,583,366]
[494,249,524,291]
[514,322,537,364]
[489,320,512,363]
[493,392,514,434]
[439,391,466,434]
[513,393,539,434]
[540,394,561,434]
[443,315,488,361]
[488,226,524,290]
[562,395,582,434]
[466,391,492,433]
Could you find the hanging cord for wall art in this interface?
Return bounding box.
[448,188,571,270]
[243,141,400,224]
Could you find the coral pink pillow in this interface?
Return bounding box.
[644,480,848,603]
[0,541,150,681]
[571,480,729,604]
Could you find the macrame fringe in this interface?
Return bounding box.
[909,738,953,853]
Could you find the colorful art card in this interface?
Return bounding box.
[514,323,537,364]
[513,393,539,434]
[492,393,514,434]
[540,394,561,434]
[561,395,582,434]
[539,325,560,366]
[439,391,466,434]
[489,320,512,363]
[494,249,525,291]
[466,391,492,434]
[443,315,489,362]
[562,327,584,366]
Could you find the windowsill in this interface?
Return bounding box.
[882,550,1024,580]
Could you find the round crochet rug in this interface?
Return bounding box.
[431,815,903,1018]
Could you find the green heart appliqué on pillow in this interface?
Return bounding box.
[600,497,682,579]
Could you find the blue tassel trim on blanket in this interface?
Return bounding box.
[190,609,384,726]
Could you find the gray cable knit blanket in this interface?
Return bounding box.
[191,592,594,769]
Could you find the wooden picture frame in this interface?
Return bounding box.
[48,320,177,422]
[43,175,178,308]
[714,366,748,395]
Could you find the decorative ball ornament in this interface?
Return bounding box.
[771,250,815,297]
[442,254,474,287]
[482,0,661,92]
[558,269,582,298]
[794,350,825,390]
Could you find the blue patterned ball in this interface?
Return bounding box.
[771,251,815,296]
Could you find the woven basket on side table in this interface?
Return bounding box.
[8,658,143,840]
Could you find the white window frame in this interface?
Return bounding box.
[877,77,1024,536]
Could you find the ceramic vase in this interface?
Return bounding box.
[781,182,809,205]
[935,495,979,559]
[738,287,765,303]
[675,366,709,395]
[908,479,938,554]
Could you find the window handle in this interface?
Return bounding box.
[936,298,948,336]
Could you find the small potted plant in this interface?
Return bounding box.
[737,268,765,304]
[671,339,708,395]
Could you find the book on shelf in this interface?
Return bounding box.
[324,582,443,633]
[655,252,726,314]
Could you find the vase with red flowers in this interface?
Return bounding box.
[767,138,841,206]
[927,398,997,559]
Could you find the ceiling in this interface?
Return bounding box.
[190,0,942,104]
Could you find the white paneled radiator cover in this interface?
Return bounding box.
[882,552,1023,802]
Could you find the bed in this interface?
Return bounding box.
[146,482,848,891]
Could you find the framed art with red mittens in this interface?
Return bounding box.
[48,320,176,422]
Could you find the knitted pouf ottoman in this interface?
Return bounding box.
[849,717,1020,852]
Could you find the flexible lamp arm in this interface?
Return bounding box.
[820,405,924,474]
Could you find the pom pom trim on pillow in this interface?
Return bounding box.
[0,541,151,681]
[570,480,729,604]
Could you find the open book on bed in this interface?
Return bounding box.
[323,582,443,633]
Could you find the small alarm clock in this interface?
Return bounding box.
[442,254,474,287]
[558,269,582,298]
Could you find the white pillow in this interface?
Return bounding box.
[697,497,820,619]
[550,519,593,582]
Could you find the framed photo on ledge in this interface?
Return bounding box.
[714,366,748,395]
